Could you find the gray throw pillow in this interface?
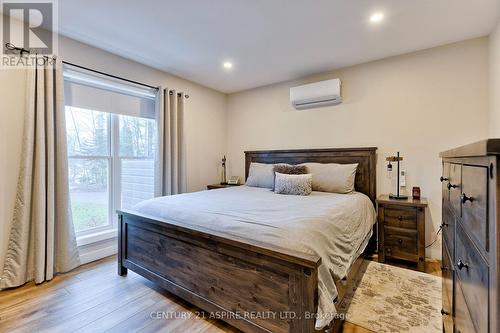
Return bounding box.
[273,164,308,175]
[274,172,312,196]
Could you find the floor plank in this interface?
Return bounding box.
[0,255,440,333]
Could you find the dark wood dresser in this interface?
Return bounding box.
[440,139,500,333]
[377,195,428,271]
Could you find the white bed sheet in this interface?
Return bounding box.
[133,185,376,329]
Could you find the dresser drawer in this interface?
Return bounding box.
[441,207,455,261]
[442,162,451,213]
[442,289,454,333]
[455,224,488,333]
[449,163,462,217]
[442,242,454,333]
[461,165,489,251]
[442,242,453,309]
[383,205,417,229]
[455,277,477,333]
[384,226,417,256]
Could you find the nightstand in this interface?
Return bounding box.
[206,183,242,190]
[377,194,428,271]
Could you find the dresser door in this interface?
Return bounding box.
[455,224,489,333]
[455,278,477,333]
[461,165,489,252]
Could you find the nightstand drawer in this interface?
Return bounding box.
[383,206,417,229]
[384,226,418,255]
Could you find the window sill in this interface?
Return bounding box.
[77,228,117,247]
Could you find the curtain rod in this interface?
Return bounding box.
[63,61,159,90]
[63,61,190,99]
[5,43,190,99]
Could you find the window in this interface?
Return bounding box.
[64,65,158,236]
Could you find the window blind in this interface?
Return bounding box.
[63,64,158,119]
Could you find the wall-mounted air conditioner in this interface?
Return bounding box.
[290,78,342,110]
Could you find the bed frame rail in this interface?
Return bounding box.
[118,210,321,333]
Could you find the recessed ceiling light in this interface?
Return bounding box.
[223,61,233,69]
[370,12,384,23]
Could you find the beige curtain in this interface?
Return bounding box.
[156,88,186,196]
[0,56,80,289]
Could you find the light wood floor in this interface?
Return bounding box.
[0,255,441,333]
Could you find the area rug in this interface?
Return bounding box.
[338,260,442,333]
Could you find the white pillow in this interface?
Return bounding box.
[301,162,358,193]
[274,172,312,196]
[245,162,276,188]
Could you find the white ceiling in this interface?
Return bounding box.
[58,0,500,93]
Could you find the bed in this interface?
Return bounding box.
[117,147,377,332]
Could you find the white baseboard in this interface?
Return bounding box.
[78,237,117,265]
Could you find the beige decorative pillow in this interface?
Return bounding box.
[301,162,358,193]
[246,162,277,189]
[274,172,312,196]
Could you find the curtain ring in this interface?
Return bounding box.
[169,90,174,95]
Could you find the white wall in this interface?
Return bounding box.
[226,38,490,259]
[0,31,227,272]
[0,23,493,271]
[490,21,500,136]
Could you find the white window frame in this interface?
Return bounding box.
[64,65,159,246]
[69,112,157,244]
[67,108,115,241]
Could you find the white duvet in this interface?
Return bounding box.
[133,185,376,329]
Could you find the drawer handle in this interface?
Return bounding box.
[461,193,474,204]
[457,259,469,270]
[440,176,449,182]
[398,239,403,244]
[440,265,448,271]
[447,183,457,190]
[397,215,403,221]
[440,221,448,228]
[440,309,449,316]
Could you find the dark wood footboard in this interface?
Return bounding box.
[118,210,321,333]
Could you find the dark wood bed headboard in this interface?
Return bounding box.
[244,147,377,204]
